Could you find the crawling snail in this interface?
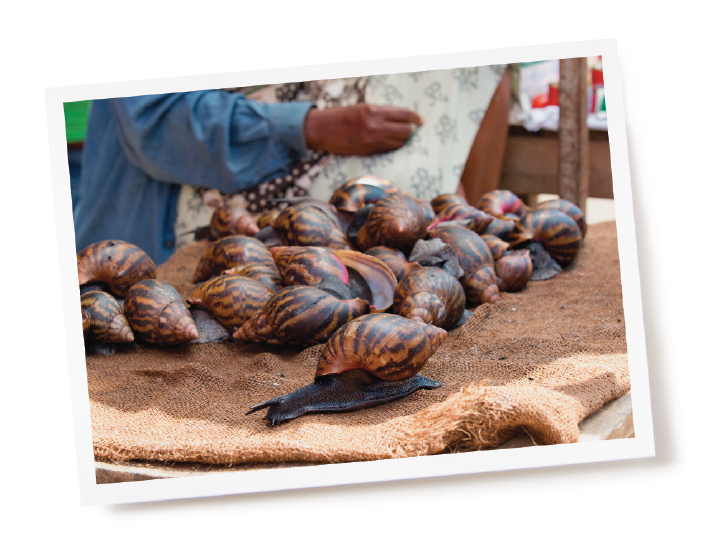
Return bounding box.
[246,313,445,425]
[209,207,260,238]
[192,235,275,283]
[393,267,466,330]
[77,240,157,298]
[124,279,199,345]
[81,291,134,344]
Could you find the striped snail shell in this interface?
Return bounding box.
[393,267,466,330]
[532,198,587,239]
[81,291,134,344]
[82,307,90,337]
[257,209,281,230]
[431,193,467,215]
[272,204,351,249]
[429,204,494,234]
[482,215,532,244]
[330,181,397,213]
[187,275,273,330]
[209,207,260,239]
[222,262,283,292]
[363,246,421,283]
[481,234,510,260]
[477,189,529,220]
[495,250,533,292]
[124,279,198,345]
[272,246,349,288]
[234,285,370,346]
[77,240,157,298]
[428,226,500,305]
[521,208,583,266]
[192,235,275,283]
[353,191,429,254]
[246,313,445,425]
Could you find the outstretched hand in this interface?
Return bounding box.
[304,103,423,156]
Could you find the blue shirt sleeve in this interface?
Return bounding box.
[109,91,314,193]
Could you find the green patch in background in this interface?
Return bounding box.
[64,100,92,143]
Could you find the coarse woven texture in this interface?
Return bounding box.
[88,220,630,466]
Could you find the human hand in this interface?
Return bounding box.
[303,103,423,156]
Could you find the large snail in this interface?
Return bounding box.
[430,193,467,215]
[428,203,494,234]
[246,313,445,425]
[77,240,157,297]
[124,279,199,345]
[222,262,283,292]
[272,204,351,249]
[187,275,274,330]
[520,208,583,266]
[532,198,587,239]
[393,267,466,330]
[477,189,529,220]
[234,285,370,346]
[494,250,533,292]
[192,235,275,283]
[209,207,260,238]
[81,291,134,344]
[330,175,399,213]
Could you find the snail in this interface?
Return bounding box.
[187,275,274,330]
[246,313,445,425]
[428,204,494,234]
[82,307,90,337]
[234,285,370,346]
[330,176,399,213]
[80,291,134,344]
[272,204,351,249]
[257,209,281,230]
[393,267,466,330]
[494,250,533,292]
[481,234,510,260]
[481,215,532,244]
[77,240,157,298]
[428,226,500,305]
[363,246,421,282]
[209,207,260,238]
[222,262,283,292]
[520,208,583,266]
[272,246,349,288]
[353,191,429,254]
[124,279,199,345]
[430,193,467,215]
[532,198,587,239]
[192,235,275,283]
[477,189,529,220]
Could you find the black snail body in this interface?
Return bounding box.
[246,313,446,425]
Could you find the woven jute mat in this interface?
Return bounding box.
[88,220,630,465]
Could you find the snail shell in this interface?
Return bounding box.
[482,216,532,244]
[330,182,396,213]
[495,250,533,292]
[363,246,421,283]
[234,285,370,346]
[393,267,466,330]
[429,204,494,234]
[431,193,467,215]
[246,313,445,424]
[428,226,500,305]
[82,307,90,337]
[272,204,351,249]
[481,234,510,260]
[521,208,583,265]
[222,262,283,292]
[477,189,529,219]
[209,207,260,238]
[187,275,273,330]
[80,291,134,344]
[257,209,281,230]
[77,240,157,298]
[124,279,198,345]
[354,191,429,254]
[272,246,349,288]
[192,235,274,283]
[533,198,587,239]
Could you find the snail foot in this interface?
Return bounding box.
[519,241,562,281]
[189,306,234,344]
[246,368,442,426]
[453,308,473,328]
[409,238,465,279]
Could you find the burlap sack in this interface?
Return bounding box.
[88,220,630,466]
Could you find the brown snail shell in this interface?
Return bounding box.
[429,204,494,234]
[192,235,274,283]
[363,246,421,283]
[482,216,532,244]
[353,191,429,253]
[272,204,351,249]
[532,198,587,239]
[234,285,370,346]
[209,207,260,238]
[431,193,467,215]
[257,209,281,230]
[271,246,349,288]
[521,208,582,266]
[481,234,510,260]
[393,267,466,330]
[428,226,500,305]
[330,179,398,213]
[80,291,134,344]
[331,249,398,313]
[124,279,198,345]
[477,189,529,220]
[495,250,533,292]
[222,262,283,292]
[246,313,445,425]
[77,240,157,298]
[187,275,274,330]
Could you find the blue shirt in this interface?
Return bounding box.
[73,91,314,264]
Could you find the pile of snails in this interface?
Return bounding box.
[77,176,585,424]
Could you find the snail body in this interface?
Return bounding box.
[187,275,273,330]
[77,240,157,297]
[192,235,274,283]
[234,285,370,346]
[247,313,445,425]
[521,208,582,265]
[393,267,466,330]
[354,192,429,253]
[209,207,260,238]
[428,226,500,305]
[81,291,134,344]
[477,189,529,219]
[124,279,198,345]
[272,204,350,249]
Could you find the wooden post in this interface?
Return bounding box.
[557,58,589,211]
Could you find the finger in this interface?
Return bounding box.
[376,106,424,126]
[380,121,417,141]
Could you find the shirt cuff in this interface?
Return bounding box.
[262,101,314,159]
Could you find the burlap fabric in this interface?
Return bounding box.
[88,220,630,466]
